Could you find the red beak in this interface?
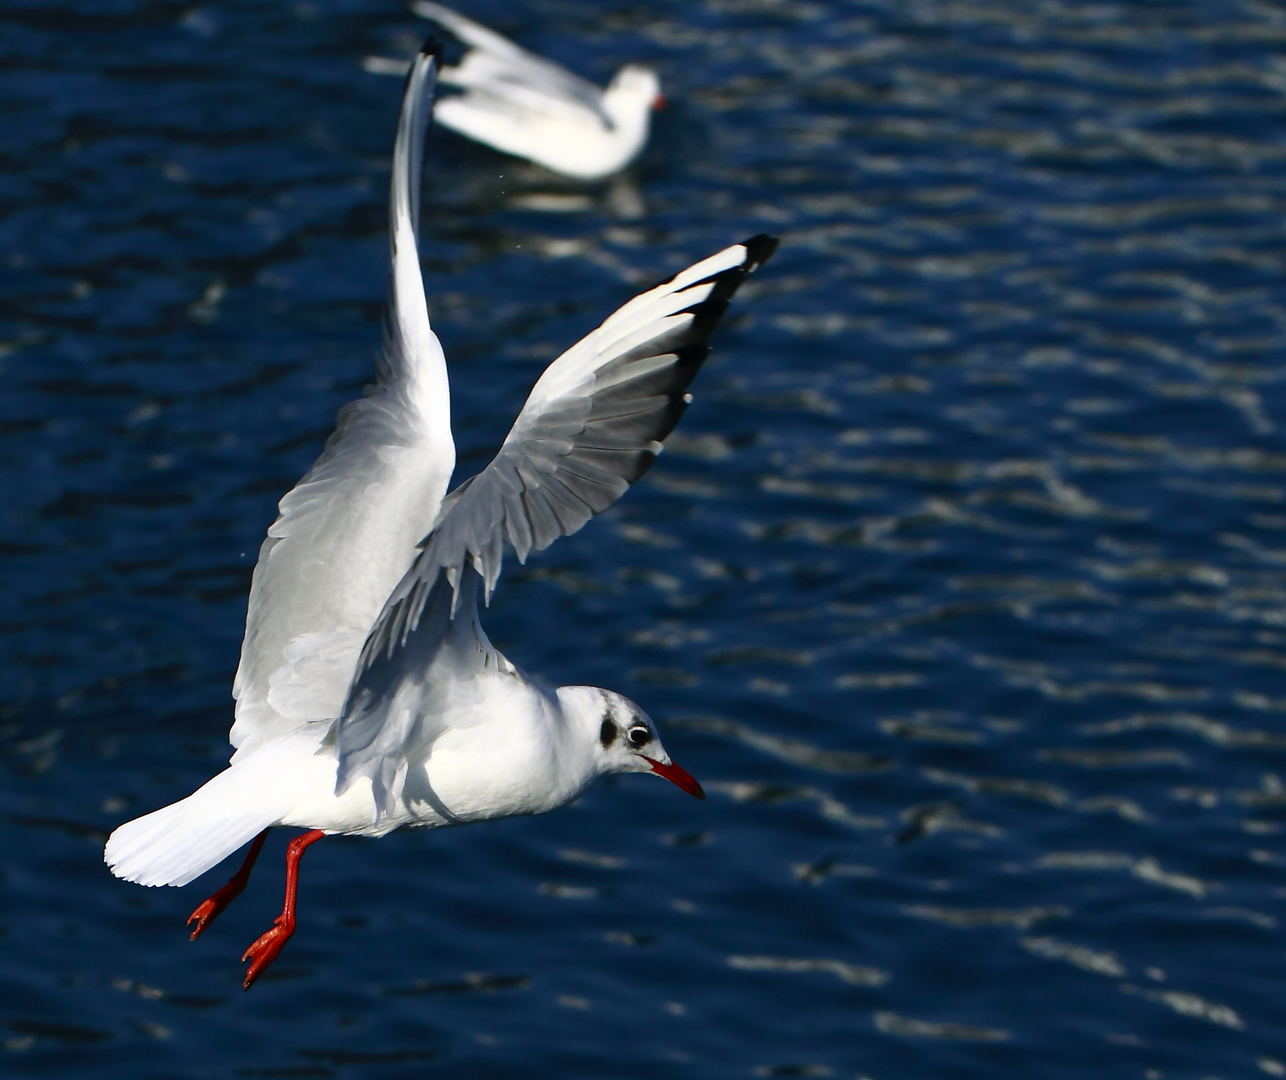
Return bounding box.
[652,94,669,111]
[643,756,705,800]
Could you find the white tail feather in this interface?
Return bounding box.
[105,766,284,888]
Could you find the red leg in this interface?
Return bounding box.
[240,829,325,991]
[186,829,270,941]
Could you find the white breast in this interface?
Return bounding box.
[415,676,595,823]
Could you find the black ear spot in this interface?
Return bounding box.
[600,718,617,748]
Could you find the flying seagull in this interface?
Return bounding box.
[105,42,776,989]
[362,2,663,180]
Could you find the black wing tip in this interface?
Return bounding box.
[685,234,778,310]
[419,34,445,61]
[655,237,777,366]
[741,234,779,270]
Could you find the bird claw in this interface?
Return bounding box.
[187,881,245,940]
[186,829,269,942]
[241,917,293,991]
[186,897,222,941]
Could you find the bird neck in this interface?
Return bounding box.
[554,684,610,743]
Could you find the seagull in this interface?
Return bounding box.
[104,41,777,990]
[363,2,663,180]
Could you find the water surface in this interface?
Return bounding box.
[3,1,1286,1077]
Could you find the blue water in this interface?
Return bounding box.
[4,0,1286,1076]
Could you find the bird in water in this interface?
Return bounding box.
[363,2,664,180]
[104,41,776,990]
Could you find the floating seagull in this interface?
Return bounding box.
[104,42,776,989]
[363,2,663,180]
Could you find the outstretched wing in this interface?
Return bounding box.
[354,233,776,677]
[228,43,456,760]
[413,0,610,126]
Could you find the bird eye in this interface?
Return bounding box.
[600,718,617,748]
[627,726,652,748]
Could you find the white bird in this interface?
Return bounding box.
[104,41,776,989]
[365,2,663,181]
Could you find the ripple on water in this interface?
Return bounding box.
[7,1,1286,1077]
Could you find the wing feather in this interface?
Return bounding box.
[347,235,777,692]
[229,44,455,759]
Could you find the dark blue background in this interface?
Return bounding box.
[3,0,1286,1076]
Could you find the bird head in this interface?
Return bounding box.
[604,64,665,117]
[560,686,704,799]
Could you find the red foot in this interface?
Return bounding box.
[187,894,231,941]
[239,829,325,992]
[187,829,270,941]
[241,916,294,990]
